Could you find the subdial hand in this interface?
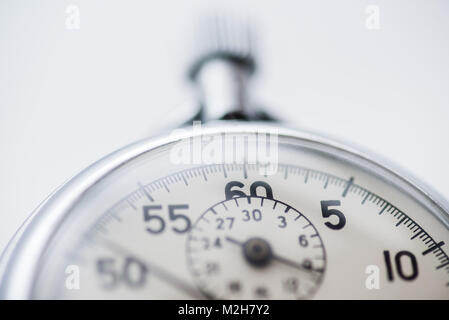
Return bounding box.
[225,236,318,275]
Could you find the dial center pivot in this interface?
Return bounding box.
[242,237,273,268]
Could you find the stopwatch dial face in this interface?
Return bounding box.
[187,197,325,299]
[30,130,449,299]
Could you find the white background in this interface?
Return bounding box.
[1,0,448,252]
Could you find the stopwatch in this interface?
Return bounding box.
[0,20,448,300]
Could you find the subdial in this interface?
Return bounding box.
[186,196,326,299]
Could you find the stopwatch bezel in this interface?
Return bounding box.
[0,121,448,299]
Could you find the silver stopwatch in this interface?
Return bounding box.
[0,19,448,300]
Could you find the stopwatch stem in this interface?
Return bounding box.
[188,16,274,121]
[193,58,254,121]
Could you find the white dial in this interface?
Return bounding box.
[1,126,448,299]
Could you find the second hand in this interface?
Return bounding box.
[95,236,203,299]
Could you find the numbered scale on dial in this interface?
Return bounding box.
[187,195,326,299]
[1,129,446,300]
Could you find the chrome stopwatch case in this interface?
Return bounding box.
[0,20,448,300]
